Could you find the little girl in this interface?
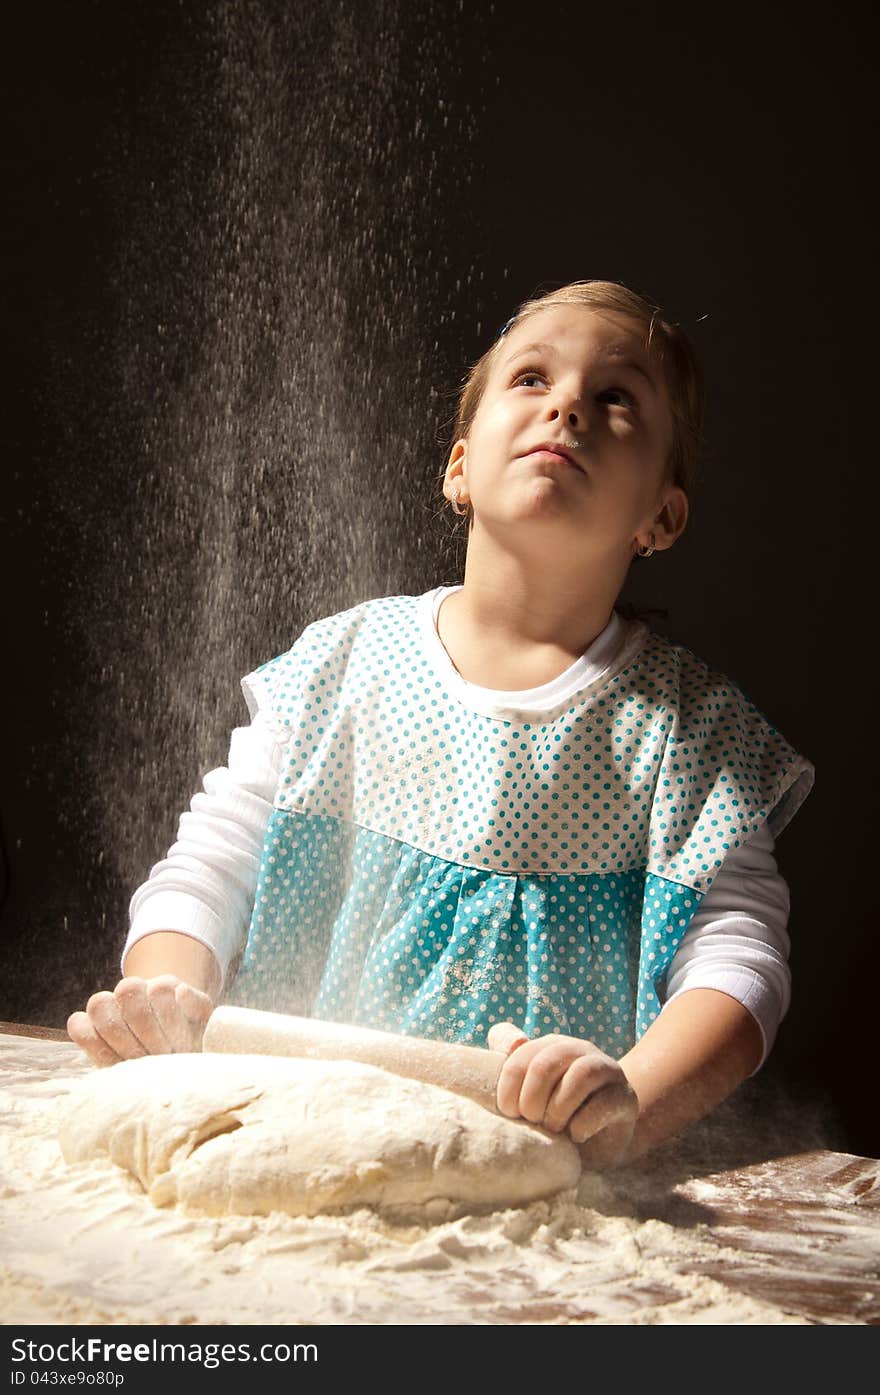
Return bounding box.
[68,279,814,1169]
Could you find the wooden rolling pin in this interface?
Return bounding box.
[203,1005,505,1113]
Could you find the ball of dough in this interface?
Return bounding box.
[59,1054,581,1217]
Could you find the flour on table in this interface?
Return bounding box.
[58,1053,582,1217]
[5,1034,849,1325]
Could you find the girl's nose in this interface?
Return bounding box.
[547,394,585,431]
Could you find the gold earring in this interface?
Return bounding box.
[636,533,656,558]
[450,486,469,517]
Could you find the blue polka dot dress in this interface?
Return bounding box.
[227,590,814,1057]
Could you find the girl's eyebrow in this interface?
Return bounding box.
[502,341,658,395]
[601,344,658,394]
[501,342,557,367]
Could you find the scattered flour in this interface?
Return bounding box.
[1,1034,873,1325]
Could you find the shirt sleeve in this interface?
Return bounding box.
[123,709,281,990]
[658,819,791,1072]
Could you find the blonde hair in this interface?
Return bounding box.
[442,279,705,522]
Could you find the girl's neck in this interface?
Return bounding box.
[436,585,616,691]
[454,539,622,652]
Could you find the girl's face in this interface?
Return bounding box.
[447,304,681,561]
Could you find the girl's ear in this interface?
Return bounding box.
[443,439,468,499]
[653,485,689,551]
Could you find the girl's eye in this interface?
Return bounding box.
[597,386,636,409]
[512,369,546,388]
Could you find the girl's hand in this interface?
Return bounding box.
[66,975,214,1068]
[487,1022,639,1169]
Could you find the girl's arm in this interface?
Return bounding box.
[68,710,280,1067]
[490,993,762,1171]
[66,945,217,1067]
[611,986,762,1164]
[658,820,791,1068]
[123,712,280,987]
[123,930,222,995]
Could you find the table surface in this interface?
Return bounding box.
[629,1148,879,1324]
[1,1021,877,1325]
